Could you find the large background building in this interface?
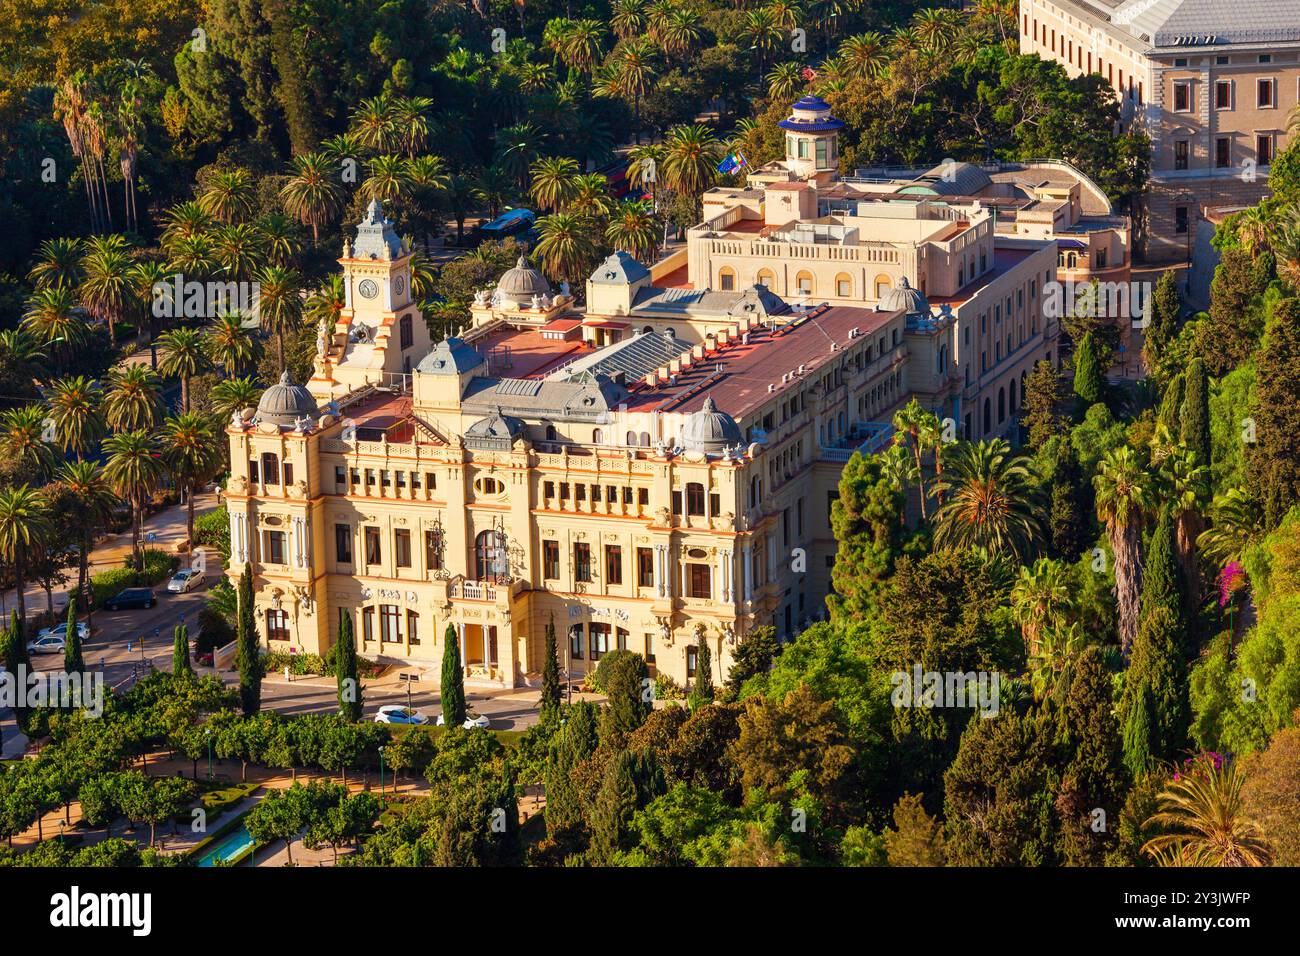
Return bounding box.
[1019,0,1300,262]
[226,100,1070,692]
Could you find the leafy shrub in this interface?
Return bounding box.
[585,648,635,694]
[194,505,231,563]
[139,549,179,584]
[89,567,138,608]
[653,673,685,701]
[196,606,234,655]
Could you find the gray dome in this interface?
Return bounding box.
[256,371,320,427]
[878,276,930,317]
[416,337,485,375]
[496,256,551,302]
[463,410,525,451]
[682,397,743,455]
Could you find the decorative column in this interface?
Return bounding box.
[742,543,753,602]
[719,549,733,603]
[231,510,249,564]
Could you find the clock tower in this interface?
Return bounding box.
[309,199,432,402]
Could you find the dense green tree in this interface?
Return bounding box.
[1247,298,1300,526]
[723,626,778,700]
[1022,360,1066,451]
[1072,331,1105,409]
[172,624,191,676]
[602,651,651,739]
[689,633,714,710]
[1156,371,1184,434]
[540,613,561,721]
[1205,247,1270,376]
[440,623,465,728]
[335,610,361,721]
[235,564,261,716]
[828,451,904,620]
[63,596,84,674]
[1143,270,1182,379]
[1180,358,1212,471]
[1048,438,1089,560]
[1121,605,1190,773]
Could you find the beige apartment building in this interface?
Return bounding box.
[1020,0,1300,262]
[224,100,1062,692]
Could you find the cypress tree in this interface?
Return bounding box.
[543,701,599,840]
[602,651,650,737]
[1180,357,1211,468]
[172,624,192,676]
[1073,331,1104,409]
[540,613,561,720]
[1143,271,1182,378]
[689,632,714,709]
[63,596,84,674]
[1141,509,1183,626]
[1049,439,1088,559]
[1156,372,1184,434]
[1023,360,1065,451]
[1122,682,1153,779]
[1246,298,1300,526]
[235,564,262,716]
[1122,605,1190,766]
[440,623,465,727]
[335,610,361,720]
[589,749,640,864]
[1,615,31,732]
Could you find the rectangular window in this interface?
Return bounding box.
[637,547,654,587]
[362,606,375,643]
[570,625,583,660]
[262,453,280,485]
[574,543,591,582]
[1175,206,1190,235]
[644,632,656,664]
[248,459,259,484]
[1258,135,1274,166]
[1173,81,1192,112]
[1216,137,1231,168]
[424,529,442,570]
[544,480,555,499]
[335,523,352,563]
[263,530,286,565]
[394,529,411,568]
[407,610,420,645]
[380,604,401,643]
[688,563,711,599]
[686,483,705,516]
[1258,78,1275,108]
[334,465,346,492]
[686,645,698,679]
[364,526,381,565]
[266,609,289,642]
[283,462,293,487]
[1215,79,1232,109]
[1174,140,1189,170]
[719,271,734,291]
[543,539,560,579]
[589,623,609,661]
[606,545,623,585]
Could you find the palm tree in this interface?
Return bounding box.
[1158,442,1210,600]
[1010,558,1072,657]
[199,168,256,225]
[0,330,44,389]
[913,7,962,55]
[766,62,805,101]
[0,485,51,631]
[117,77,146,232]
[891,399,940,517]
[535,212,598,288]
[518,61,555,95]
[157,328,210,412]
[1196,487,1262,567]
[256,265,303,372]
[363,154,412,206]
[211,223,267,283]
[1142,757,1271,866]
[103,365,163,432]
[627,143,666,203]
[166,234,218,279]
[611,0,646,40]
[304,274,347,336]
[256,212,303,267]
[350,92,399,154]
[22,286,89,366]
[742,8,784,81]
[204,314,259,378]
[129,258,172,366]
[280,152,347,245]
[159,201,213,255]
[932,439,1042,560]
[53,459,116,612]
[839,32,888,79]
[27,237,84,291]
[1029,621,1087,698]
[473,167,518,220]
[209,377,263,421]
[160,413,223,550]
[529,156,581,212]
[80,239,135,347]
[44,376,104,458]
[0,405,58,480]
[560,20,607,73]
[103,430,165,571]
[661,125,722,201]
[606,198,658,260]
[613,38,658,140]
[393,96,435,158]
[1094,445,1155,657]
[570,173,612,220]
[495,122,544,188]
[659,8,703,56]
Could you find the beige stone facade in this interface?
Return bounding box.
[1020,0,1300,261]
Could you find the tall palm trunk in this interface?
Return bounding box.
[1111,521,1143,657]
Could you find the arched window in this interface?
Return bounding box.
[983,398,992,435]
[835,273,852,298]
[640,432,651,446]
[626,430,637,445]
[1009,377,1018,412]
[642,325,655,335]
[399,314,413,350]
[997,387,1006,424]
[593,428,604,444]
[719,267,736,291]
[545,424,557,442]
[474,529,508,582]
[757,268,776,290]
[795,271,814,296]
[874,274,892,298]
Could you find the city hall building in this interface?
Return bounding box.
[225,100,1071,690]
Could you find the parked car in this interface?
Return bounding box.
[104,588,156,611]
[26,634,66,655]
[36,621,90,642]
[374,705,429,726]
[436,712,490,729]
[167,568,204,593]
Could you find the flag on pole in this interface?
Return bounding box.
[716,151,749,174]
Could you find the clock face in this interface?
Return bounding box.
[394,274,406,296]
[358,279,379,300]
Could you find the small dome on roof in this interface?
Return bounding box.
[681,397,743,455]
[463,409,525,451]
[416,337,485,376]
[878,276,931,317]
[255,371,320,428]
[496,256,551,303]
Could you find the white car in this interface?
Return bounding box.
[373,705,429,725]
[26,634,66,655]
[167,568,205,593]
[37,621,90,642]
[436,712,490,729]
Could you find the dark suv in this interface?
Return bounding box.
[105,588,156,611]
